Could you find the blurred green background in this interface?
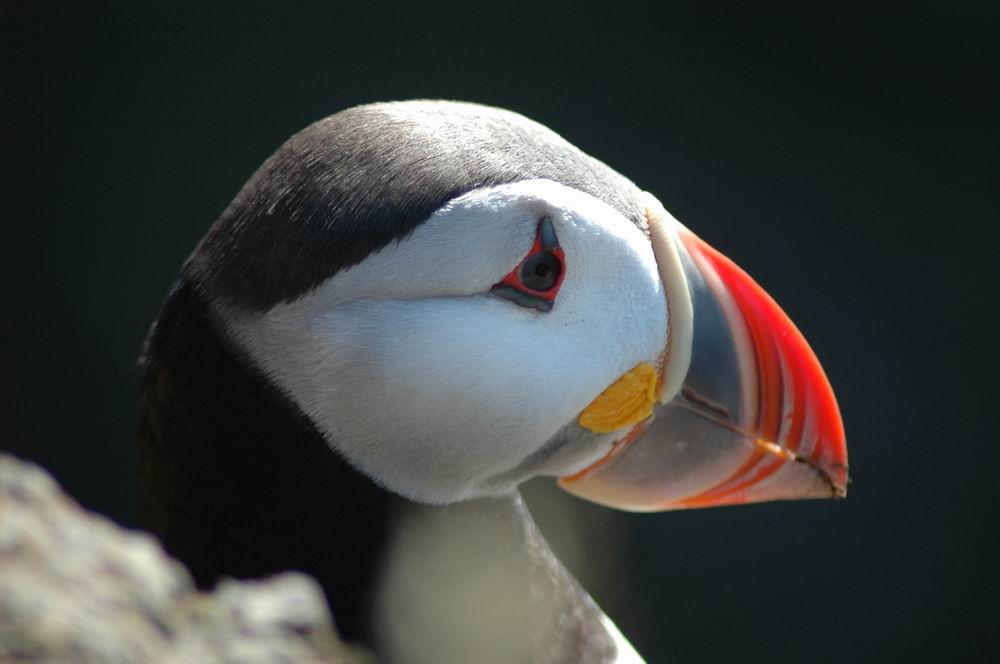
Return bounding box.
[5,2,997,662]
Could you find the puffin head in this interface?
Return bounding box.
[186,100,847,511]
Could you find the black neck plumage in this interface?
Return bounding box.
[137,279,401,645]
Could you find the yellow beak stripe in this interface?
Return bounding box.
[578,363,658,434]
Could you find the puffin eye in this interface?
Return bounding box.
[490,217,566,313]
[520,252,561,291]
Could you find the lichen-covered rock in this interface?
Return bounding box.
[0,454,372,663]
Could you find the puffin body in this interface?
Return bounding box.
[139,101,847,662]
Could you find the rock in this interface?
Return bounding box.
[0,454,372,663]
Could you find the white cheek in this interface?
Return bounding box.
[297,260,663,503]
[219,179,669,504]
[295,299,618,501]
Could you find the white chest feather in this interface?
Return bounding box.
[374,493,644,663]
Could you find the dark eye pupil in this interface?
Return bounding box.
[520,252,561,291]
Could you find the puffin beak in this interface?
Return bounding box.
[560,203,848,511]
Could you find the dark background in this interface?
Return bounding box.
[5,2,998,662]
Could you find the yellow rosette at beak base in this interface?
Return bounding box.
[578,363,659,434]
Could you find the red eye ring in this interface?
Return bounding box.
[490,217,565,312]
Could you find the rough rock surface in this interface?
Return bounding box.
[0,454,372,663]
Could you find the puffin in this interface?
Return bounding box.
[138,100,848,663]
